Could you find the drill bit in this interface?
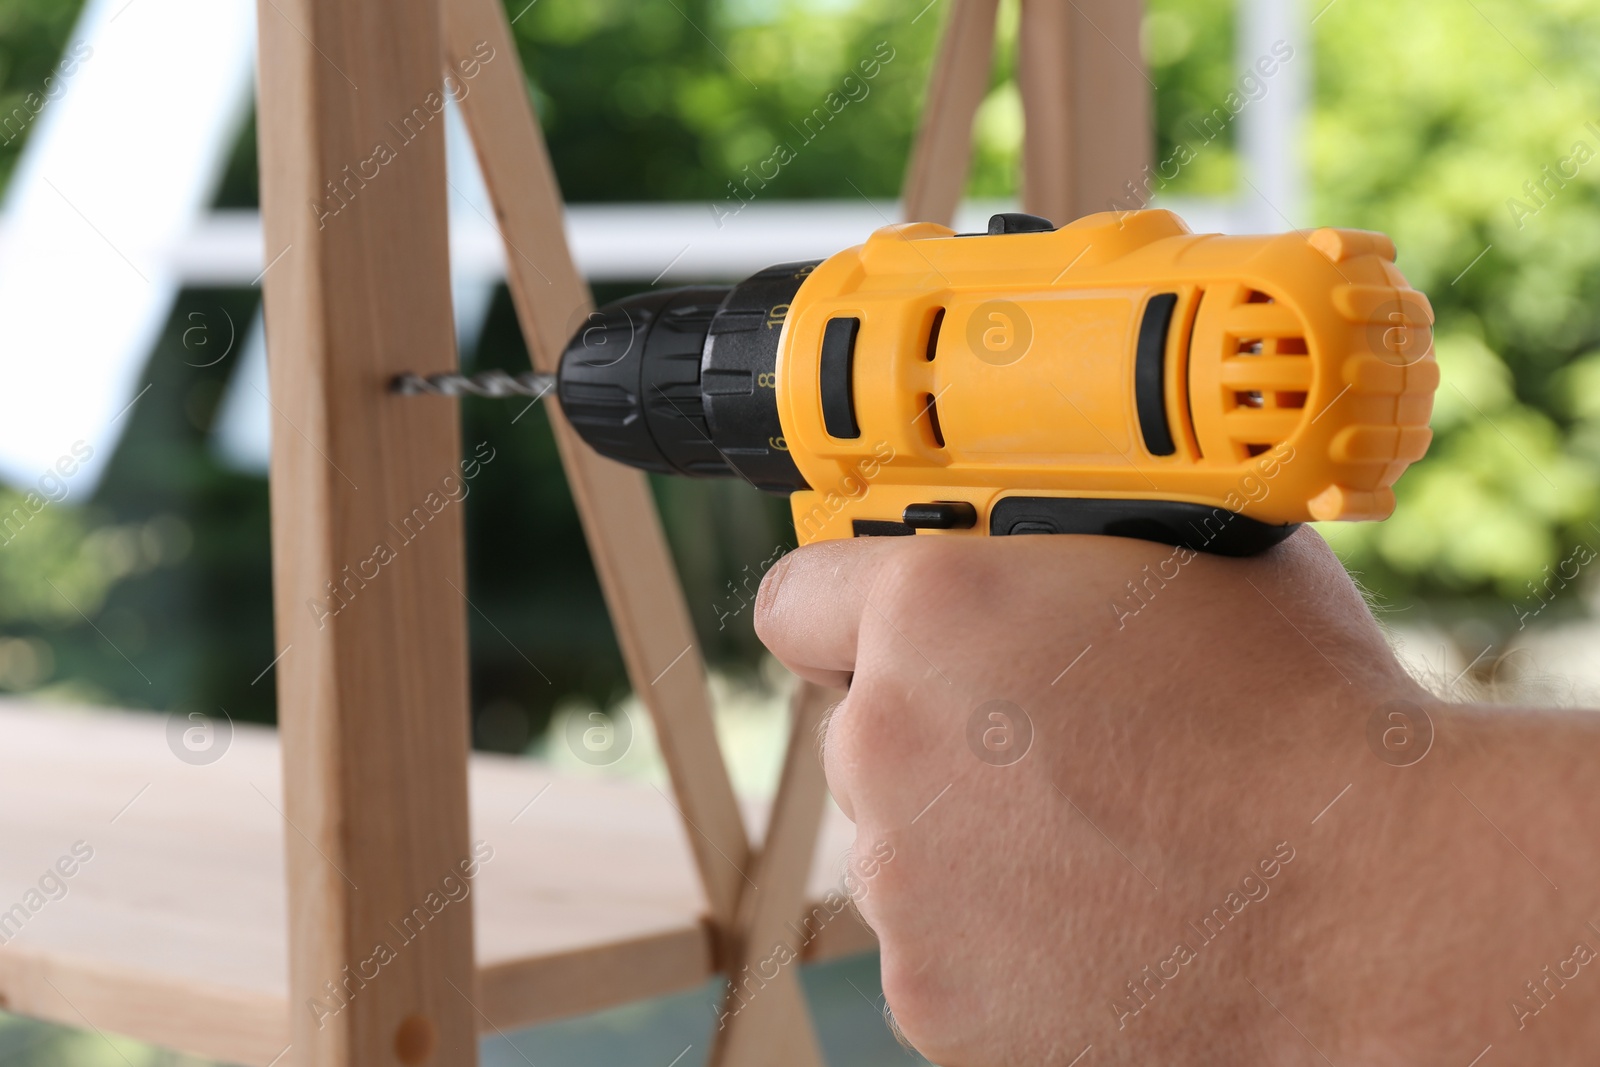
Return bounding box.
[390,370,556,399]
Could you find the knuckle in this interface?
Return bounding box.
[820,680,913,820]
[851,829,912,905]
[823,683,878,775]
[879,951,962,1060]
[868,539,978,619]
[818,697,857,813]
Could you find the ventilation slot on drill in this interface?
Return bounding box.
[919,392,945,448]
[1217,293,1313,461]
[925,307,945,361]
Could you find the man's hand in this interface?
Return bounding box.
[756,528,1600,1066]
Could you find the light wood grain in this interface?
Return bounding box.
[0,701,869,1065]
[442,0,753,931]
[708,682,841,1067]
[1062,0,1153,217]
[1018,0,1152,224]
[902,0,1001,226]
[1016,0,1076,223]
[255,0,479,1063]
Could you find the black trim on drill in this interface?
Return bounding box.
[698,261,819,493]
[1135,292,1179,457]
[556,286,732,479]
[953,212,1058,237]
[851,519,916,538]
[819,317,862,439]
[989,497,1297,557]
[986,212,1056,235]
[558,263,819,494]
[903,501,977,530]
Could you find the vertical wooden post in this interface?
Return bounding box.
[1017,0,1151,223]
[256,0,479,1063]
[901,0,1001,226]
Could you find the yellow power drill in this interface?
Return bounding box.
[405,209,1438,556]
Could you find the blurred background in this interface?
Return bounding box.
[1,0,1599,1061]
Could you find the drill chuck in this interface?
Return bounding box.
[556,264,819,494]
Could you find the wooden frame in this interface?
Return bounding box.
[0,1,1148,1063]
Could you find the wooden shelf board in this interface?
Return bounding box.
[0,701,871,1065]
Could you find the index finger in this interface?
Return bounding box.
[754,537,902,689]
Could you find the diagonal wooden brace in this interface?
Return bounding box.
[708,681,841,1067]
[441,0,752,932]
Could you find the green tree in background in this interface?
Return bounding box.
[0,0,84,187]
[1310,0,1600,623]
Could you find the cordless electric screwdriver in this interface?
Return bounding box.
[401,209,1438,555]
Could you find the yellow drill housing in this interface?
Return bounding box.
[555,209,1437,554]
[775,210,1436,545]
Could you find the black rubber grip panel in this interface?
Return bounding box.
[1135,293,1179,457]
[820,317,861,439]
[989,496,1297,557]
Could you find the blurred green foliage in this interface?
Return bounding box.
[1309,0,1600,613]
[518,0,930,202]
[0,0,83,187]
[0,1019,213,1067]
